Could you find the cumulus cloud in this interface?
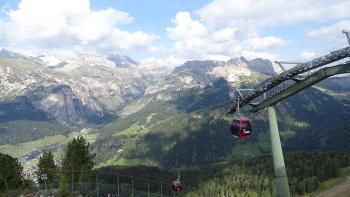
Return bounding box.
[2,0,349,62]
[167,12,207,40]
[245,34,287,50]
[300,50,319,60]
[165,0,350,61]
[140,55,186,69]
[197,0,350,29]
[0,0,156,54]
[306,20,350,45]
[166,11,284,60]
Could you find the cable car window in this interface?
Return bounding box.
[241,122,251,129]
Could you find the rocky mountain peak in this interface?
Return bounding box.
[0,48,26,59]
[0,49,285,126]
[0,52,148,125]
[227,56,248,65]
[248,58,283,75]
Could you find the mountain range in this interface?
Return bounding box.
[0,49,349,169]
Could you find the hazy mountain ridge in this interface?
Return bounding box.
[0,49,27,60]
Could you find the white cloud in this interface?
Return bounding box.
[245,34,287,50]
[0,0,156,54]
[95,29,157,52]
[197,0,350,29]
[306,20,350,45]
[165,0,350,62]
[140,55,186,69]
[166,11,284,61]
[167,12,207,40]
[300,50,319,60]
[241,50,277,60]
[166,12,207,59]
[2,0,349,63]
[212,28,236,43]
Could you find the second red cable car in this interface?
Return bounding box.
[172,179,183,193]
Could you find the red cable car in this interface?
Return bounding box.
[171,179,183,193]
[230,117,253,138]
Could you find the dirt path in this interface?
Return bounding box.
[317,176,350,197]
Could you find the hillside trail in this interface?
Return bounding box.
[316,175,350,197]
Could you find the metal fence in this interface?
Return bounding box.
[15,172,180,197]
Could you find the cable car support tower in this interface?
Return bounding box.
[226,31,350,197]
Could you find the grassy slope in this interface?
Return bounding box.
[0,135,66,158]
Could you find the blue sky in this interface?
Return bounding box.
[0,0,349,64]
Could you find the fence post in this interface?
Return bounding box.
[96,172,99,197]
[147,182,150,197]
[131,176,134,197]
[117,175,120,196]
[71,171,74,192]
[160,184,163,197]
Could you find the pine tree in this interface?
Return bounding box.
[37,151,57,184]
[0,153,23,192]
[61,136,95,184]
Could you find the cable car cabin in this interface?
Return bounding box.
[172,179,183,193]
[230,118,253,138]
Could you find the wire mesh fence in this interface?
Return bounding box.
[13,171,182,197]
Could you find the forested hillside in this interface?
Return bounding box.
[97,152,350,196]
[92,76,350,169]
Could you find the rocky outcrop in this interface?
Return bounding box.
[0,53,148,125]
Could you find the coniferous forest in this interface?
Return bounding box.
[1,133,350,196]
[97,152,350,196]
